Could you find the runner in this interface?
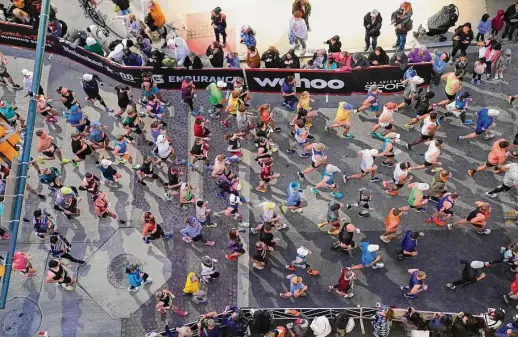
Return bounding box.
[324,101,354,139]
[65,105,90,134]
[221,91,242,128]
[295,92,318,126]
[428,169,451,202]
[343,148,382,183]
[410,140,444,172]
[226,228,246,261]
[165,166,184,200]
[286,246,319,275]
[88,121,111,150]
[330,222,360,252]
[281,75,298,110]
[206,80,227,118]
[399,182,429,213]
[12,252,36,277]
[398,230,424,260]
[328,268,355,298]
[383,162,412,196]
[36,129,70,165]
[436,69,464,107]
[233,77,251,107]
[113,134,133,165]
[350,239,384,270]
[79,172,101,199]
[214,190,249,227]
[114,84,134,118]
[126,264,153,292]
[353,84,382,117]
[0,52,22,90]
[311,164,341,194]
[380,208,403,243]
[286,119,311,157]
[317,201,343,235]
[403,91,435,130]
[93,192,126,224]
[122,106,147,143]
[406,112,440,150]
[81,73,114,112]
[370,102,398,140]
[140,71,169,105]
[48,233,85,265]
[396,76,424,110]
[448,201,492,234]
[189,137,210,170]
[195,199,217,228]
[99,158,122,186]
[145,94,167,127]
[444,91,473,125]
[282,181,303,213]
[36,95,58,124]
[485,163,518,198]
[57,86,80,111]
[181,78,198,116]
[260,104,282,132]
[280,274,308,298]
[446,260,488,289]
[32,208,56,239]
[426,192,458,226]
[155,289,188,316]
[468,138,509,177]
[71,132,98,166]
[180,217,216,246]
[400,269,428,299]
[46,259,76,291]
[297,143,327,179]
[457,108,500,141]
[345,188,374,218]
[375,132,400,167]
[142,212,173,244]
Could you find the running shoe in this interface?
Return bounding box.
[381,161,393,167]
[446,283,456,289]
[12,84,22,90]
[207,223,218,228]
[370,177,382,183]
[324,126,329,131]
[403,124,412,130]
[163,234,173,239]
[300,152,311,158]
[485,191,497,198]
[477,228,491,235]
[128,286,139,292]
[286,265,296,271]
[415,207,427,212]
[343,133,354,139]
[71,160,79,169]
[310,187,319,194]
[467,169,475,177]
[463,120,473,125]
[238,222,249,227]
[484,133,495,140]
[60,159,71,165]
[343,175,349,184]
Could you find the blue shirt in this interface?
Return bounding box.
[476,108,493,132]
[401,230,417,252]
[478,20,491,34]
[432,51,447,73]
[90,129,104,142]
[360,241,376,266]
[99,165,117,180]
[455,93,468,110]
[408,270,423,288]
[281,82,295,94]
[286,184,301,206]
[67,108,83,125]
[289,275,304,293]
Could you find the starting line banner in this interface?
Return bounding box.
[0,22,433,95]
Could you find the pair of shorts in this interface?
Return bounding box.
[261,177,271,183]
[475,129,486,135]
[92,134,107,144]
[404,98,412,105]
[442,209,454,215]
[76,145,93,160]
[191,154,207,161]
[423,160,433,167]
[369,104,380,112]
[311,161,322,169]
[486,161,497,168]
[420,134,432,141]
[213,104,223,109]
[0,70,11,78]
[445,90,456,101]
[76,119,91,133]
[385,153,395,158]
[383,123,394,130]
[42,143,58,157]
[58,276,72,284]
[86,92,102,101]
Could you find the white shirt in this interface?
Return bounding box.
[360,149,374,171]
[156,141,172,158]
[200,262,214,277]
[290,18,308,39]
[504,163,518,186]
[424,142,440,163]
[195,205,207,222]
[421,116,436,136]
[23,75,33,92]
[393,164,407,182]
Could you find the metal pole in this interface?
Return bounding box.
[0,0,52,308]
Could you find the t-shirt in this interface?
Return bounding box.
[260,227,274,245]
[90,128,104,142]
[168,171,179,186]
[71,139,83,154]
[281,82,295,94]
[335,102,351,124]
[445,73,460,96]
[504,163,518,187]
[476,109,493,131]
[99,165,117,179]
[195,205,207,222]
[460,260,478,281]
[289,275,304,293]
[67,110,83,125]
[403,81,417,99]
[193,117,205,137]
[360,149,374,171]
[408,270,423,289]
[408,186,422,206]
[421,116,436,136]
[115,85,130,107]
[385,209,400,231]
[327,201,339,221]
[260,165,272,180]
[139,162,153,175]
[424,142,440,163]
[488,138,507,165]
[207,83,223,105]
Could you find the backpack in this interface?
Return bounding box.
[250,309,271,335]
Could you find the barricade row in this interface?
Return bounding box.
[0,21,433,95]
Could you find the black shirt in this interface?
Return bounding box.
[139,162,153,175]
[338,228,354,245]
[71,139,83,154]
[115,84,131,107]
[168,171,179,186]
[460,259,478,281]
[260,228,274,245]
[62,91,75,109]
[253,248,267,263]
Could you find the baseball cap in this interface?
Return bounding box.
[82,74,93,81]
[216,81,227,88]
[369,149,379,156]
[342,102,353,110]
[367,244,379,252]
[0,101,5,107]
[157,134,166,143]
[90,121,101,128]
[326,164,341,173]
[101,159,112,167]
[488,109,500,116]
[470,261,485,269]
[417,183,430,191]
[297,246,309,256]
[60,186,73,195]
[21,69,31,76]
[86,37,96,46]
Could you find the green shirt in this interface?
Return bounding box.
[408,186,422,206]
[207,83,223,105]
[84,42,104,56]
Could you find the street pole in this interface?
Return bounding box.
[0,0,52,308]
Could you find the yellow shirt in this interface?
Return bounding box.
[227,95,239,115]
[334,102,351,124]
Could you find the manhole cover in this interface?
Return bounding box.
[1,309,29,335]
[107,253,142,289]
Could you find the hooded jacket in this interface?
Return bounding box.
[261,49,281,68]
[492,9,505,31]
[330,52,352,70]
[127,268,144,287]
[368,49,389,65]
[324,36,342,53]
[363,12,383,37]
[280,52,300,68]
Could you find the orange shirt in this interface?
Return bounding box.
[487,138,507,165]
[150,4,165,28]
[384,208,400,232]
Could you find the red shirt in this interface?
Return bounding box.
[260,165,272,179]
[193,117,205,137]
[511,274,518,294]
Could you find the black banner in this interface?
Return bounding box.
[0,21,432,95]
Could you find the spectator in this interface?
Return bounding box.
[324,35,341,53]
[491,9,505,37]
[280,49,300,68]
[261,46,280,68]
[107,39,134,64]
[113,13,141,37]
[431,50,449,86]
[451,23,474,61]
[163,37,190,67]
[391,2,413,51]
[12,8,31,25]
[86,24,109,53]
[47,13,62,38]
[330,51,352,70]
[84,37,104,56]
[225,52,240,68]
[483,39,501,80]
[368,47,389,65]
[303,49,326,69]
[390,51,409,70]
[122,48,143,66]
[136,29,152,61]
[495,48,512,80]
[292,0,311,31]
[240,25,256,48]
[372,304,394,337]
[408,45,432,63]
[206,41,224,68]
[12,0,36,23]
[289,11,308,57]
[363,9,382,52]
[502,2,518,41]
[211,7,227,47]
[477,14,491,41]
[113,0,131,15]
[184,51,203,69]
[146,0,167,47]
[351,53,370,68]
[245,46,261,68]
